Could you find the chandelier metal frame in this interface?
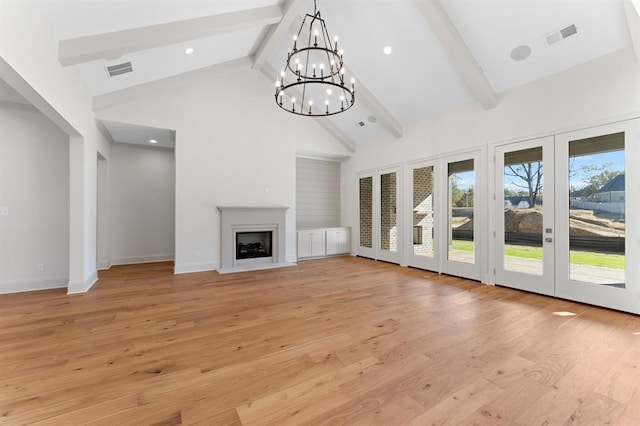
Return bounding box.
[274,0,355,117]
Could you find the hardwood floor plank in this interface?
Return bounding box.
[1,257,638,425]
[565,392,626,425]
[407,378,502,425]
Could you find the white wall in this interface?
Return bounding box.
[341,49,640,179]
[96,67,351,273]
[0,1,110,293]
[341,48,640,280]
[109,143,175,265]
[0,102,70,293]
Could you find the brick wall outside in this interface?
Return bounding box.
[380,172,397,252]
[359,177,373,248]
[413,166,434,256]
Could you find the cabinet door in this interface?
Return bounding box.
[297,232,312,258]
[326,229,350,255]
[310,231,325,257]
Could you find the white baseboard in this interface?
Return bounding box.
[0,277,67,294]
[217,261,297,275]
[97,260,111,270]
[109,255,174,266]
[174,261,219,274]
[67,271,98,294]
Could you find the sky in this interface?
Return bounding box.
[569,150,624,189]
[451,150,624,193]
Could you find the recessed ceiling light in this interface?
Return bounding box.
[185,47,195,55]
[367,115,377,123]
[510,45,531,61]
[383,46,392,55]
[149,139,158,144]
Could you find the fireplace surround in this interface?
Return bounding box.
[217,206,295,273]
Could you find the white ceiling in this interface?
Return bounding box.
[27,0,637,150]
[100,120,175,149]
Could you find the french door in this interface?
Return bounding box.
[440,150,483,280]
[495,136,555,295]
[495,119,639,314]
[407,160,438,271]
[357,166,402,264]
[555,120,637,314]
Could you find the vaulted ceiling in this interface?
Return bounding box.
[26,0,640,151]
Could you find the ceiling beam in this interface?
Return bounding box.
[59,5,283,66]
[623,0,640,63]
[354,77,403,138]
[260,64,356,153]
[266,15,404,139]
[93,57,252,111]
[412,0,498,109]
[252,0,307,70]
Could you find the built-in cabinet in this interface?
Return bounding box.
[297,227,351,259]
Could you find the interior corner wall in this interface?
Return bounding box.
[341,48,640,230]
[96,153,109,269]
[109,143,175,265]
[0,102,70,293]
[1,1,106,293]
[96,67,351,273]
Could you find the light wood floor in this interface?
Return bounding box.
[2,257,640,425]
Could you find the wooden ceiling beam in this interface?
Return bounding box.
[59,6,283,66]
[413,0,498,109]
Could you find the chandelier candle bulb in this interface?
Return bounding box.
[334,36,338,51]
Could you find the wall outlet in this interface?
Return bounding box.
[0,207,8,216]
[36,264,45,272]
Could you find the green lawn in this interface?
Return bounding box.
[450,240,625,270]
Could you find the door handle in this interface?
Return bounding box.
[545,237,553,243]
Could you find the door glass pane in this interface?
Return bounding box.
[380,172,397,252]
[413,166,435,257]
[503,147,543,275]
[448,160,474,263]
[568,132,625,287]
[359,176,373,248]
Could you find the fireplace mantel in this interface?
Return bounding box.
[217,206,295,274]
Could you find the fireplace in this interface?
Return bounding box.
[236,231,273,260]
[217,206,294,273]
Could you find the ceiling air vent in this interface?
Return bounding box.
[545,24,578,46]
[105,62,133,77]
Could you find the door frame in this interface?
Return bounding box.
[356,171,376,259]
[355,165,403,264]
[405,159,439,272]
[375,165,403,264]
[554,119,639,314]
[439,149,484,281]
[494,136,555,296]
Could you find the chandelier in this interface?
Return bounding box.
[275,0,355,116]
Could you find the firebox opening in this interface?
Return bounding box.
[236,231,273,260]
